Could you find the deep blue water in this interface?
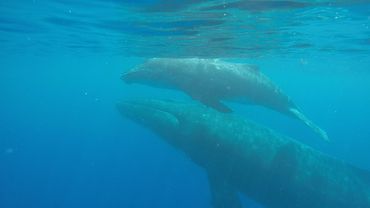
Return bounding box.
[1,1,370,208]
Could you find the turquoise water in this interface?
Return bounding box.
[1,1,370,207]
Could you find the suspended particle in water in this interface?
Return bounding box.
[4,148,14,154]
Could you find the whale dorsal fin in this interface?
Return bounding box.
[208,171,242,208]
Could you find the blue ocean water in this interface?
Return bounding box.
[0,1,370,208]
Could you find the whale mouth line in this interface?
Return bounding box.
[121,65,143,79]
[121,71,134,79]
[117,99,181,130]
[117,100,153,111]
[117,99,177,119]
[121,71,142,84]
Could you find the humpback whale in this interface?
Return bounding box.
[121,58,329,141]
[117,99,370,208]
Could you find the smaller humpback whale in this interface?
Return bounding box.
[117,99,370,208]
[121,58,329,141]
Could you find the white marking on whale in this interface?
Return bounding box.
[122,58,329,141]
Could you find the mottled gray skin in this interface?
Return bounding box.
[117,99,370,208]
[122,58,291,114]
[122,58,329,141]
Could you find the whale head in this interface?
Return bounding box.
[121,58,178,88]
[116,99,221,149]
[116,99,183,141]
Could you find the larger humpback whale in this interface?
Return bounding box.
[121,58,329,141]
[117,99,370,208]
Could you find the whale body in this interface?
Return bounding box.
[121,58,328,141]
[117,99,370,208]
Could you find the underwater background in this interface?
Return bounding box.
[1,0,370,207]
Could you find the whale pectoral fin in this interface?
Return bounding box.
[208,172,242,208]
[202,99,233,113]
[187,92,233,113]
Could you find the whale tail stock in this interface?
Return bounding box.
[289,108,329,142]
